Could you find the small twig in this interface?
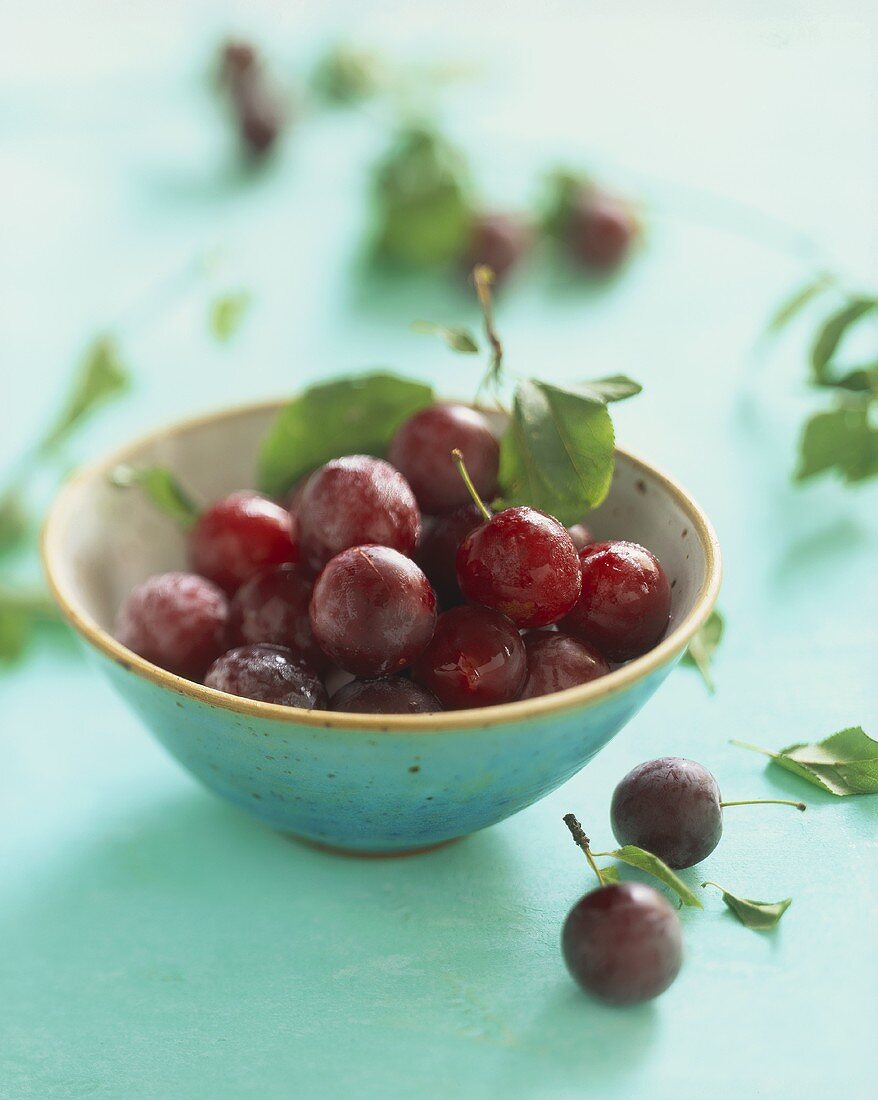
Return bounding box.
[563,813,607,888]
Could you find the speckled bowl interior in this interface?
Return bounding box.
[43,400,721,853]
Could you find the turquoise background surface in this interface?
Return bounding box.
[1,2,876,1097]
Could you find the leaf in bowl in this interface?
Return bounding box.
[258,372,434,498]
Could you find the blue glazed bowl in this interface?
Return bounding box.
[43,399,721,854]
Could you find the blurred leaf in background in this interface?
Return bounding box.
[370,125,475,270]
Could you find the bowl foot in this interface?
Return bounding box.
[291,834,463,859]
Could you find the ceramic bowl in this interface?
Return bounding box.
[43,399,721,854]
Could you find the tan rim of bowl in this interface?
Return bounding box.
[42,398,722,733]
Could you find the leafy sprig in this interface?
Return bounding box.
[770,275,878,485]
[732,726,878,796]
[258,272,641,522]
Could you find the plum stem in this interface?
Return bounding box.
[720,798,806,812]
[563,813,607,888]
[451,449,491,522]
[472,264,503,384]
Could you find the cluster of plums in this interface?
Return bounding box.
[562,757,804,1006]
[466,185,639,285]
[114,402,672,714]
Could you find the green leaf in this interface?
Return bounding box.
[540,168,590,238]
[0,588,61,662]
[810,298,878,386]
[682,608,724,693]
[570,375,643,403]
[598,864,621,885]
[109,465,199,527]
[0,604,30,661]
[498,378,622,524]
[0,490,28,554]
[371,126,474,269]
[411,321,480,354]
[766,273,833,332]
[731,726,878,796]
[593,845,703,908]
[701,882,792,931]
[209,292,251,342]
[795,403,878,485]
[40,337,129,452]
[311,45,385,105]
[257,372,435,498]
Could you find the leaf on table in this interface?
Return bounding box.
[731,726,878,796]
[795,403,878,485]
[499,378,638,524]
[209,291,251,342]
[0,589,61,662]
[40,337,129,452]
[701,882,792,931]
[682,608,725,693]
[594,845,703,908]
[410,321,480,354]
[110,465,199,527]
[810,298,878,386]
[257,372,435,498]
[0,490,28,554]
[0,605,30,661]
[766,272,833,332]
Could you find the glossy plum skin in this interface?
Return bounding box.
[309,546,437,677]
[520,631,610,699]
[329,677,442,714]
[229,564,327,671]
[411,605,526,710]
[463,213,530,284]
[569,191,637,273]
[388,404,499,515]
[189,492,298,594]
[298,456,420,572]
[562,883,683,1005]
[114,572,229,681]
[456,507,581,628]
[611,757,723,869]
[562,540,671,661]
[415,504,484,608]
[205,644,326,709]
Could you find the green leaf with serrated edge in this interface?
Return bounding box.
[766,273,833,332]
[410,321,480,354]
[257,372,435,498]
[682,609,724,693]
[40,337,129,452]
[570,375,642,403]
[110,466,199,528]
[701,883,791,931]
[810,298,878,385]
[209,292,251,342]
[0,490,28,553]
[598,864,621,885]
[591,845,703,908]
[498,379,617,525]
[731,727,878,796]
[795,404,878,485]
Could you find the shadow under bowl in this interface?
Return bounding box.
[42,399,721,853]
